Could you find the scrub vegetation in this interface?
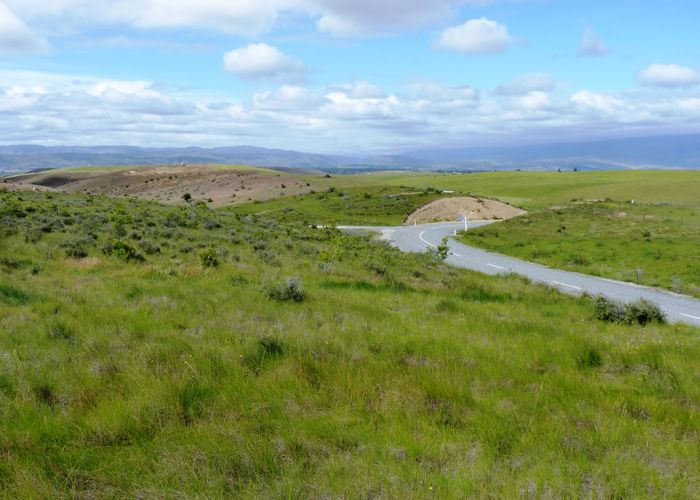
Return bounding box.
[233,185,448,226]
[1,187,699,497]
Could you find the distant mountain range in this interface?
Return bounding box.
[2,134,700,177]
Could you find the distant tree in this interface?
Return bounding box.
[181,193,192,203]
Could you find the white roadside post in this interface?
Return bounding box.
[463,211,468,232]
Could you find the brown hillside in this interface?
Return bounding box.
[5,165,318,207]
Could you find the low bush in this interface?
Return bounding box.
[623,299,666,326]
[593,296,666,326]
[264,277,306,302]
[102,240,144,262]
[199,246,219,267]
[61,237,92,258]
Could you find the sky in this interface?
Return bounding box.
[0,0,699,154]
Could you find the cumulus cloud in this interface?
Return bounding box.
[637,64,700,88]
[2,0,517,37]
[437,18,513,55]
[223,44,307,81]
[252,85,324,110]
[315,0,455,35]
[577,26,608,57]
[0,3,49,53]
[135,0,294,36]
[495,74,556,95]
[2,0,296,37]
[2,70,700,152]
[316,14,366,37]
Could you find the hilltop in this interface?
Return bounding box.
[3,164,322,208]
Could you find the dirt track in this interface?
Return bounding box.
[405,196,525,224]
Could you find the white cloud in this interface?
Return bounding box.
[1,0,518,37]
[577,26,608,57]
[637,64,700,88]
[316,14,366,36]
[315,0,455,35]
[495,74,556,95]
[571,90,625,114]
[252,85,324,110]
[437,18,513,55]
[334,81,387,99]
[2,70,700,153]
[223,43,307,81]
[135,0,295,36]
[0,3,49,53]
[516,91,551,111]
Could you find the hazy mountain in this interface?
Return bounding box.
[0,145,351,176]
[408,134,700,170]
[1,134,699,176]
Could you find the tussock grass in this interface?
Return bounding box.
[0,188,699,496]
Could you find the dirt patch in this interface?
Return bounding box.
[405,197,526,224]
[7,164,319,207]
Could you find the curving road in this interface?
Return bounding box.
[340,221,700,327]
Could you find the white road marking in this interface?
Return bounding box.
[453,253,461,257]
[681,313,700,321]
[552,281,583,291]
[418,230,438,249]
[487,264,506,270]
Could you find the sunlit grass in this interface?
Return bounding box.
[459,201,700,297]
[0,189,699,496]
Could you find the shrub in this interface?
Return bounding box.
[182,193,192,202]
[592,296,665,326]
[102,240,144,262]
[366,258,387,276]
[24,227,43,243]
[623,299,666,326]
[199,246,219,267]
[138,239,161,255]
[435,237,449,260]
[61,237,92,258]
[593,296,625,323]
[265,277,306,302]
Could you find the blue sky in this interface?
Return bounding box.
[0,0,699,153]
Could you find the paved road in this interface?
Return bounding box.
[340,221,700,327]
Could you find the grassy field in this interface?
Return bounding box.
[234,170,700,298]
[1,188,699,496]
[235,170,700,224]
[233,185,450,226]
[459,201,700,298]
[347,170,700,210]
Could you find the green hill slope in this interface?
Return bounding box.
[1,189,699,496]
